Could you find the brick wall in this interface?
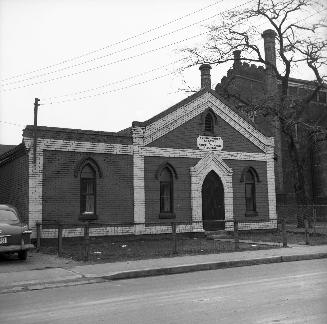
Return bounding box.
[150,113,263,153]
[23,125,132,145]
[313,139,327,203]
[144,156,198,223]
[226,159,269,220]
[0,154,29,222]
[144,156,269,224]
[217,62,327,206]
[42,150,134,223]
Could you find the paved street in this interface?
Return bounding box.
[0,259,326,324]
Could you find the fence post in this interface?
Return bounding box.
[84,221,90,261]
[57,222,63,256]
[171,222,177,255]
[304,218,310,245]
[233,220,239,250]
[36,221,41,252]
[281,216,288,248]
[312,205,317,235]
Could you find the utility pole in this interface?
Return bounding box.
[33,98,40,164]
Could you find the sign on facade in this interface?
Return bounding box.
[197,135,223,151]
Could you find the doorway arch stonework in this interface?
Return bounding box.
[190,153,233,231]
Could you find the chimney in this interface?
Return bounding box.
[262,29,277,96]
[262,29,277,67]
[199,64,212,89]
[233,50,241,70]
[262,29,284,192]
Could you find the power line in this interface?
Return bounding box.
[41,69,184,105]
[0,0,228,83]
[43,59,186,101]
[11,8,321,105]
[3,7,321,94]
[0,120,25,127]
[0,14,220,88]
[0,32,208,92]
[40,9,326,105]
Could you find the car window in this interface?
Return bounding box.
[0,210,19,224]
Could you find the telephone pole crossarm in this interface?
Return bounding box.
[33,98,40,164]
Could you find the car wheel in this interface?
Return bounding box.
[18,250,28,260]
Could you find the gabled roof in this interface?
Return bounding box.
[132,88,209,127]
[132,88,274,152]
[23,125,133,145]
[0,143,27,167]
[0,144,16,156]
[131,88,261,132]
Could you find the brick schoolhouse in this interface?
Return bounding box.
[0,66,277,237]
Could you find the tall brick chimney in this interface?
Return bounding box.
[262,29,278,96]
[233,50,241,70]
[199,64,212,89]
[262,29,284,191]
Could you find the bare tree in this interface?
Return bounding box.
[185,0,327,226]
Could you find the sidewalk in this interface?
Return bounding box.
[1,244,327,294]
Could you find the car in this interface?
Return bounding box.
[0,204,34,260]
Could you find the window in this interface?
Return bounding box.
[240,167,259,217]
[244,170,256,215]
[155,162,177,219]
[299,88,310,99]
[80,164,96,216]
[288,86,297,97]
[204,113,214,134]
[160,167,173,213]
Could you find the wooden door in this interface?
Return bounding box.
[202,171,225,230]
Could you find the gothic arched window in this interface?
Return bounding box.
[240,166,259,216]
[160,167,173,214]
[80,164,96,215]
[204,113,214,134]
[244,169,256,214]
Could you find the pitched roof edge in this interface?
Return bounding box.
[23,125,132,138]
[132,88,262,134]
[0,143,27,167]
[206,91,274,147]
[207,89,258,128]
[132,88,208,127]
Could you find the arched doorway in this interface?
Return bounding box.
[202,170,225,231]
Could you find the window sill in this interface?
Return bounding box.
[159,212,176,219]
[203,131,215,137]
[238,216,269,223]
[79,213,97,221]
[245,211,258,218]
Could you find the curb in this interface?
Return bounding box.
[104,252,327,281]
[1,252,327,294]
[0,277,104,294]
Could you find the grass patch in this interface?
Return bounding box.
[238,229,327,246]
[39,233,277,263]
[38,226,327,263]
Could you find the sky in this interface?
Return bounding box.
[0,0,326,145]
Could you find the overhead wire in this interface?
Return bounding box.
[2,0,322,108]
[0,120,25,127]
[40,8,326,106]
[0,13,221,87]
[0,31,208,92]
[0,0,228,83]
[43,58,186,101]
[0,0,256,89]
[40,69,185,105]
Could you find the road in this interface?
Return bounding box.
[0,259,326,323]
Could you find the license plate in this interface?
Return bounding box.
[0,237,7,244]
